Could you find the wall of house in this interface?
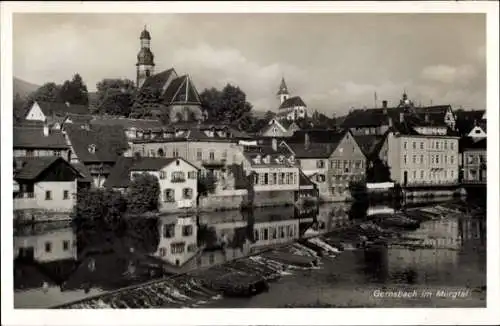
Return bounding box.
[261,123,293,138]
[127,141,245,170]
[14,228,77,263]
[253,189,296,207]
[14,180,77,212]
[327,132,366,197]
[251,166,300,192]
[297,158,329,200]
[25,102,46,121]
[467,126,487,139]
[154,216,198,267]
[129,159,198,212]
[462,149,486,183]
[388,134,459,186]
[251,219,300,249]
[14,149,70,158]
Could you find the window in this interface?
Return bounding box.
[412,142,416,149]
[183,188,193,199]
[450,156,454,164]
[173,148,179,157]
[159,247,167,257]
[403,155,407,164]
[354,160,361,169]
[436,155,439,164]
[209,151,215,160]
[412,155,416,164]
[159,171,167,179]
[413,171,416,179]
[444,170,447,178]
[53,150,62,157]
[264,173,269,185]
[444,156,447,164]
[188,171,197,179]
[45,191,52,200]
[164,189,175,202]
[288,225,294,237]
[45,242,52,253]
[182,225,193,236]
[222,150,227,160]
[171,171,185,182]
[26,149,34,157]
[431,155,434,164]
[279,173,285,185]
[271,227,277,239]
[254,229,260,241]
[150,149,155,157]
[63,190,69,200]
[279,226,285,238]
[163,223,175,238]
[285,173,290,184]
[263,228,269,240]
[451,142,454,150]
[420,170,424,179]
[451,170,454,178]
[420,155,424,164]
[444,142,448,150]
[403,142,407,150]
[63,240,70,251]
[420,142,424,149]
[271,173,277,185]
[171,243,185,254]
[317,160,325,168]
[436,142,440,150]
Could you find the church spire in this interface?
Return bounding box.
[136,26,155,88]
[277,76,289,96]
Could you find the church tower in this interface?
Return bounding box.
[276,77,289,104]
[136,26,155,88]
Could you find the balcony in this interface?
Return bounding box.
[201,159,226,167]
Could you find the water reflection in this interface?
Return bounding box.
[13,199,486,308]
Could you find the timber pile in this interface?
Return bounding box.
[261,251,319,268]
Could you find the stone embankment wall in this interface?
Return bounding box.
[252,190,296,208]
[198,189,249,212]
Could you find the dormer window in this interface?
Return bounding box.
[88,144,96,154]
[253,155,262,164]
[263,155,271,164]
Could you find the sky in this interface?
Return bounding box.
[13,13,486,115]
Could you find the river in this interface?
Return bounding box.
[13,199,486,308]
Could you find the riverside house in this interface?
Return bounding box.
[260,118,302,138]
[284,129,367,202]
[459,137,487,185]
[23,100,89,125]
[14,124,70,159]
[241,140,301,207]
[124,123,252,183]
[64,123,129,188]
[13,157,83,215]
[104,156,199,213]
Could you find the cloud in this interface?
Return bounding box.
[170,43,307,111]
[420,64,477,84]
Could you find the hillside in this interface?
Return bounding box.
[13,77,40,99]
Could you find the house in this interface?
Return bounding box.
[89,117,163,141]
[283,130,367,202]
[455,109,486,138]
[250,207,300,252]
[104,156,199,213]
[260,119,301,137]
[125,123,251,184]
[135,27,204,122]
[154,215,199,267]
[275,77,308,121]
[13,157,83,213]
[64,123,129,188]
[459,137,486,185]
[241,140,301,207]
[414,105,457,130]
[381,113,460,189]
[24,101,89,124]
[14,125,70,159]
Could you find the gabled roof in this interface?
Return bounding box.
[279,96,307,110]
[141,68,177,90]
[415,105,452,115]
[71,162,94,183]
[14,156,81,181]
[277,77,289,96]
[341,108,395,128]
[32,101,89,118]
[285,142,336,159]
[162,75,202,105]
[287,129,346,144]
[13,126,68,149]
[353,134,387,159]
[298,169,315,187]
[104,156,199,189]
[64,124,129,163]
[460,137,487,151]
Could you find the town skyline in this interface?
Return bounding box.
[14,13,486,114]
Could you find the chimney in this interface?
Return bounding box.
[43,123,49,137]
[304,132,310,150]
[382,100,388,109]
[399,112,404,123]
[271,138,277,152]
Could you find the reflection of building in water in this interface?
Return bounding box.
[14,226,77,263]
[411,219,461,250]
[250,206,300,251]
[316,203,353,232]
[154,215,198,266]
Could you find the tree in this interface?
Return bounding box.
[130,86,165,119]
[13,92,26,121]
[366,158,392,183]
[264,110,276,121]
[126,173,161,214]
[27,82,62,103]
[200,84,253,126]
[60,73,89,106]
[198,172,217,197]
[95,78,136,116]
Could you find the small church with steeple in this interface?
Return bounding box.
[275,77,308,121]
[134,26,204,122]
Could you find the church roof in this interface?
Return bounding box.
[140,28,151,40]
[141,68,177,90]
[136,48,155,66]
[162,75,201,105]
[279,96,307,109]
[277,77,289,95]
